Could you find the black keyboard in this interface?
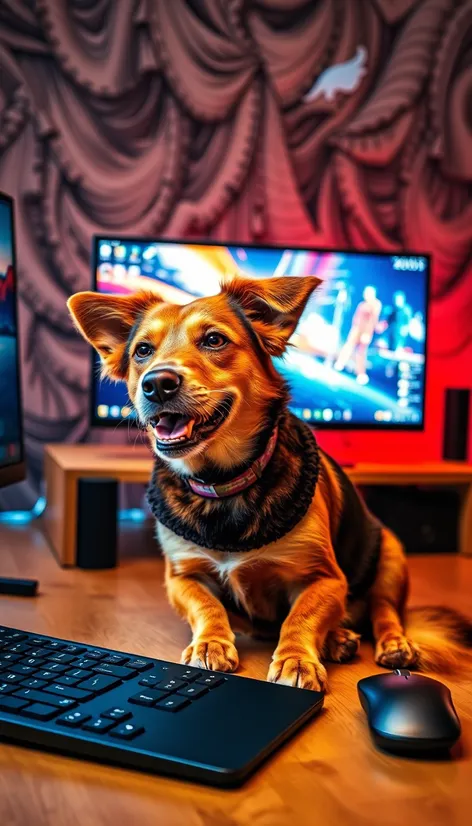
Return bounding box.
[0,625,323,786]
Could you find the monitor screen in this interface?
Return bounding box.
[0,191,24,485]
[92,239,429,430]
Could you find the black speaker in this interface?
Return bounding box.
[76,478,118,569]
[363,486,460,554]
[442,388,470,461]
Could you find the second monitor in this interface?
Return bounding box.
[91,239,429,430]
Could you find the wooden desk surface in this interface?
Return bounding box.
[45,442,472,484]
[0,522,471,826]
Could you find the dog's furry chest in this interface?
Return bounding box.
[157,519,317,623]
[155,441,383,620]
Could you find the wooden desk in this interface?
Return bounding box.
[0,522,471,826]
[43,443,472,565]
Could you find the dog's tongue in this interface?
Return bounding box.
[155,414,194,440]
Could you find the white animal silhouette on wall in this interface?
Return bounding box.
[304,46,368,103]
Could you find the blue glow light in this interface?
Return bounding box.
[0,496,46,524]
[118,508,147,523]
[0,498,148,525]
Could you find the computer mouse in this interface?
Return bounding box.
[358,669,461,755]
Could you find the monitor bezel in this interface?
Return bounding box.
[0,190,26,488]
[90,235,430,432]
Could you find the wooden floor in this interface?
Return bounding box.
[0,520,471,826]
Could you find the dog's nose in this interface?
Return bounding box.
[141,369,182,403]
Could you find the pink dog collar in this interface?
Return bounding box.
[188,426,279,499]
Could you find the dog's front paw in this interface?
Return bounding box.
[181,639,239,672]
[323,627,360,663]
[375,635,419,669]
[267,655,327,692]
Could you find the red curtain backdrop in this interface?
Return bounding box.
[0,0,471,503]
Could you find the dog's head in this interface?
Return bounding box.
[67,275,320,475]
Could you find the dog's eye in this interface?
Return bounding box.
[203,332,228,349]
[135,343,153,359]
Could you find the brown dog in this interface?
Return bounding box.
[68,275,472,690]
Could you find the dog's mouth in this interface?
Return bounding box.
[149,396,233,455]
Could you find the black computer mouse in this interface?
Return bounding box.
[358,669,461,755]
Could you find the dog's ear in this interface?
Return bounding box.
[67,290,160,379]
[222,275,321,356]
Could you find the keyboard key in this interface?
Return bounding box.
[43,641,65,651]
[179,668,203,683]
[197,676,225,689]
[129,690,169,707]
[0,653,20,664]
[57,711,92,728]
[155,696,190,712]
[14,688,76,710]
[41,663,69,674]
[82,717,115,733]
[21,657,44,668]
[177,684,209,700]
[138,676,159,688]
[102,654,129,666]
[156,679,187,692]
[93,664,137,680]
[43,684,94,702]
[158,664,179,676]
[51,697,79,710]
[5,633,27,641]
[30,638,47,647]
[55,675,83,687]
[74,659,96,670]
[21,703,59,721]
[126,659,153,672]
[3,672,23,683]
[86,650,107,661]
[35,670,62,681]
[63,645,85,655]
[0,695,30,712]
[66,668,93,680]
[110,722,144,740]
[78,674,120,693]
[8,643,31,654]
[0,682,14,694]
[47,653,75,664]
[102,707,131,721]
[21,678,48,690]
[9,664,35,677]
[27,650,46,660]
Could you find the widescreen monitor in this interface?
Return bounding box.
[0,191,25,487]
[91,238,429,431]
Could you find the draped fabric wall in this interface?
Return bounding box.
[0,0,471,507]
